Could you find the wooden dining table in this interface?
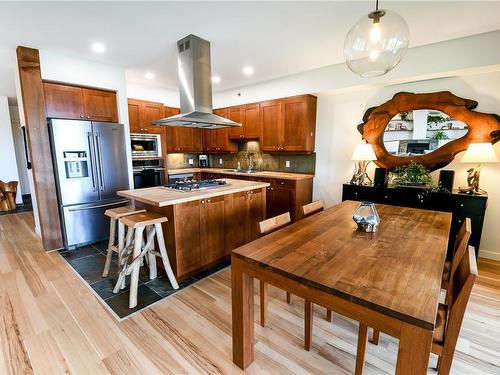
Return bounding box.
[231,200,452,374]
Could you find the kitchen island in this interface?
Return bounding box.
[118,179,269,280]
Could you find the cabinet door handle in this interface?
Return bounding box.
[201,199,205,204]
[86,116,90,119]
[80,115,84,119]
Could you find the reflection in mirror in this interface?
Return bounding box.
[383,110,468,156]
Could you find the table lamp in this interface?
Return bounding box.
[458,142,498,195]
[350,143,377,185]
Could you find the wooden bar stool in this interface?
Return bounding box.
[103,206,146,278]
[114,212,179,308]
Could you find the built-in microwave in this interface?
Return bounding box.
[130,133,161,159]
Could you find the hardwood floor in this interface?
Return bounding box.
[0,212,499,374]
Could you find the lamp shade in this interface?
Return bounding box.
[351,144,377,161]
[461,143,498,163]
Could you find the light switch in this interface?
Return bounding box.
[219,158,223,165]
[188,159,194,165]
[285,160,291,168]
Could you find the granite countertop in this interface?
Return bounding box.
[167,167,314,181]
[118,178,270,207]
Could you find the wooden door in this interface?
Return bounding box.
[224,192,247,253]
[244,103,260,139]
[228,106,245,139]
[44,82,84,120]
[142,101,164,134]
[272,180,295,219]
[252,177,273,219]
[260,99,283,152]
[200,196,226,264]
[82,88,118,122]
[127,99,142,133]
[282,96,311,152]
[245,189,264,242]
[174,200,201,275]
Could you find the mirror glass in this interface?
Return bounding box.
[383,110,468,156]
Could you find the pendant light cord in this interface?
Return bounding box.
[375,0,379,11]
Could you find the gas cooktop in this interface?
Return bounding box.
[164,179,227,192]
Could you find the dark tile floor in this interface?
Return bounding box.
[59,241,230,319]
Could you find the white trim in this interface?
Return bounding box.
[478,249,500,261]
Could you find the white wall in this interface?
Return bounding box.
[39,50,133,188]
[0,96,23,204]
[126,81,179,107]
[9,105,30,196]
[313,71,500,260]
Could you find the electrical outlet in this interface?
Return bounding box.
[219,158,223,165]
[188,159,194,165]
[285,160,291,168]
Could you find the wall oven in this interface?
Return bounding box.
[130,133,161,158]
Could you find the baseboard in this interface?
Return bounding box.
[478,249,500,261]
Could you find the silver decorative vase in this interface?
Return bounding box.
[353,202,380,232]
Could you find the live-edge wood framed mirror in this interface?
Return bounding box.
[357,91,500,171]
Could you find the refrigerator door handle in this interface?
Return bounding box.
[87,132,98,192]
[67,200,130,212]
[95,132,105,191]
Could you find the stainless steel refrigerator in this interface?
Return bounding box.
[49,119,130,249]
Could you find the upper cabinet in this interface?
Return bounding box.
[128,99,165,134]
[203,108,238,153]
[164,106,203,153]
[228,104,262,140]
[44,82,118,123]
[260,95,317,153]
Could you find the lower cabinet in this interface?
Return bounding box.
[143,188,265,279]
[200,172,313,222]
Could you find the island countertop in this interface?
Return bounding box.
[117,178,270,207]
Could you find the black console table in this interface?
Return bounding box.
[342,184,487,259]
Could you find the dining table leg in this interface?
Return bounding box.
[231,257,254,370]
[395,323,433,375]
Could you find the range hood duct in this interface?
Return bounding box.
[152,34,241,129]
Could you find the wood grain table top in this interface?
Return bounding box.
[118,178,269,207]
[232,200,452,330]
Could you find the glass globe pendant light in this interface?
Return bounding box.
[344,0,409,77]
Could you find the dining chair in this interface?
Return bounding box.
[355,246,478,375]
[259,212,315,350]
[370,217,473,347]
[442,218,472,292]
[301,200,335,322]
[301,200,325,218]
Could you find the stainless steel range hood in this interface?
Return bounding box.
[152,35,241,129]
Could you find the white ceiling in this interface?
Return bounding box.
[1,1,500,99]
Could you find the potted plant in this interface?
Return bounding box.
[433,130,449,140]
[389,161,436,189]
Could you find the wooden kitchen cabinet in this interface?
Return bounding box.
[143,188,266,279]
[260,99,283,152]
[228,104,261,141]
[82,88,118,122]
[44,82,118,122]
[224,188,265,252]
[202,108,237,153]
[260,95,317,153]
[200,196,226,264]
[165,106,203,153]
[127,99,165,134]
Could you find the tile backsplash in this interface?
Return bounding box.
[166,148,316,174]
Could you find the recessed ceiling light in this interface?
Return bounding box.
[145,72,155,80]
[243,66,254,76]
[91,42,106,54]
[212,75,221,84]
